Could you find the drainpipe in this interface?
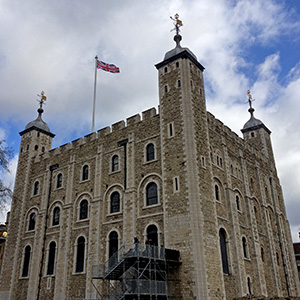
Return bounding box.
[36,163,59,300]
[118,139,128,189]
[269,176,290,296]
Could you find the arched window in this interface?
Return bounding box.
[56,173,62,189]
[147,225,158,246]
[82,165,89,181]
[75,236,85,273]
[247,277,252,295]
[146,182,158,206]
[110,192,120,213]
[52,207,60,226]
[28,212,36,231]
[22,245,31,277]
[219,228,229,274]
[146,143,155,161]
[47,241,56,275]
[33,181,39,196]
[79,200,88,220]
[215,185,220,201]
[236,195,240,211]
[261,246,264,262]
[109,231,118,258]
[242,237,248,258]
[112,155,119,172]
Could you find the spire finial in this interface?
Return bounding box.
[37,91,47,116]
[170,13,183,36]
[246,90,255,116]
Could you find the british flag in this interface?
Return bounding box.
[97,60,120,73]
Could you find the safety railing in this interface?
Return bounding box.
[92,243,165,279]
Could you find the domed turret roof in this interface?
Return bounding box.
[20,96,55,138]
[25,108,51,133]
[241,107,271,134]
[164,34,198,61]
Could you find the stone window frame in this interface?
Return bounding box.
[144,181,160,207]
[109,191,121,215]
[106,228,121,262]
[45,240,57,277]
[25,207,38,233]
[73,235,87,274]
[242,236,250,260]
[20,243,32,278]
[143,222,162,247]
[81,164,90,182]
[32,180,40,196]
[50,203,62,227]
[55,173,63,190]
[111,154,120,173]
[173,176,180,193]
[167,122,175,138]
[219,227,231,275]
[144,141,157,164]
[78,199,89,221]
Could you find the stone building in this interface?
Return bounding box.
[0,29,299,300]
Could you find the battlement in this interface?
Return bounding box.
[36,107,159,160]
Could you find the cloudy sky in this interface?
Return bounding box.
[0,0,300,240]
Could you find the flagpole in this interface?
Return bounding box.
[92,55,98,132]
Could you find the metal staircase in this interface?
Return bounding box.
[92,243,181,300]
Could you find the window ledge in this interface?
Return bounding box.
[109,170,121,175]
[142,203,160,209]
[143,159,158,165]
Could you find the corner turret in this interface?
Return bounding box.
[241,91,273,159]
[19,91,55,156]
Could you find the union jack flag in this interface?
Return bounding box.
[97,60,120,73]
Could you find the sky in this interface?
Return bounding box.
[0,0,300,241]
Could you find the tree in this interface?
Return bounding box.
[0,140,12,216]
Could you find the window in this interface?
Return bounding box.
[147,225,158,246]
[261,247,264,262]
[22,245,31,277]
[247,277,252,295]
[109,231,118,260]
[112,155,119,172]
[173,177,179,193]
[146,143,155,161]
[75,236,85,273]
[176,62,179,68]
[215,185,220,201]
[177,80,181,88]
[28,212,36,231]
[56,173,62,189]
[146,182,158,206]
[219,228,229,274]
[164,67,168,73]
[168,123,174,137]
[236,195,240,211]
[52,207,60,226]
[79,199,88,220]
[82,165,89,181]
[164,85,168,93]
[47,241,56,275]
[33,181,39,196]
[110,192,120,213]
[242,237,248,258]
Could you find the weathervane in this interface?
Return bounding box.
[246,90,255,109]
[170,13,183,35]
[37,91,47,110]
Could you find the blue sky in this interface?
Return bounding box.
[1,0,300,241]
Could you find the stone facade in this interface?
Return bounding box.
[0,34,299,300]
